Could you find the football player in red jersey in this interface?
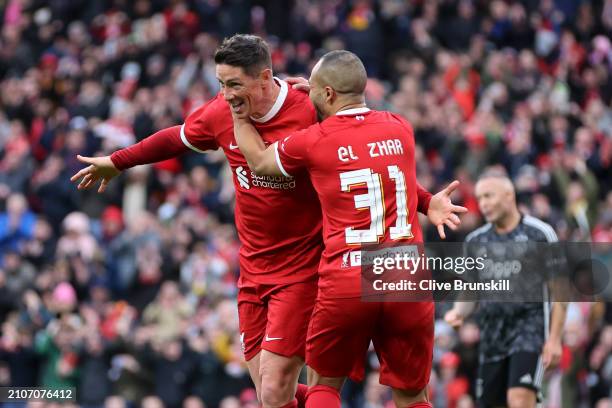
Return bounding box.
[71,35,463,408]
[231,50,457,408]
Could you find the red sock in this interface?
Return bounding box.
[279,399,298,408]
[295,384,308,408]
[405,403,432,408]
[306,384,340,408]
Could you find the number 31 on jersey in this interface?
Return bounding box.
[340,165,413,244]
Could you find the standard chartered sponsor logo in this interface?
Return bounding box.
[251,172,296,189]
[250,171,296,190]
[236,166,250,189]
[235,167,296,190]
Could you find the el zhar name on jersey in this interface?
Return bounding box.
[338,139,404,162]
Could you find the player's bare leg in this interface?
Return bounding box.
[391,387,431,408]
[246,351,263,401]
[507,387,536,408]
[305,369,344,408]
[259,350,305,407]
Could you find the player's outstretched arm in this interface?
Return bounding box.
[427,180,468,239]
[416,182,433,215]
[231,103,283,176]
[70,126,189,193]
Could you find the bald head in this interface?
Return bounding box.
[308,50,368,120]
[474,172,518,225]
[311,50,367,95]
[477,173,516,196]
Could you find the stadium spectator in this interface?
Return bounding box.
[0,0,610,407]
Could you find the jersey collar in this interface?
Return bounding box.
[336,107,371,116]
[250,78,288,123]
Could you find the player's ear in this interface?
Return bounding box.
[260,68,273,83]
[325,86,335,103]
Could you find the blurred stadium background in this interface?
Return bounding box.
[0,0,611,407]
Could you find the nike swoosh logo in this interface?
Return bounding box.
[229,143,239,149]
[265,335,283,341]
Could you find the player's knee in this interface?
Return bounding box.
[260,364,297,406]
[259,375,295,407]
[507,388,536,408]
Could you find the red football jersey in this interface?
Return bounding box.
[181,79,322,285]
[276,108,423,297]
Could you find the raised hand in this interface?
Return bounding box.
[70,155,120,193]
[285,76,310,92]
[428,180,468,239]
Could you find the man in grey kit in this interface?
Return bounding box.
[445,171,568,408]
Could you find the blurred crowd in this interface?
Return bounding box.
[0,0,611,407]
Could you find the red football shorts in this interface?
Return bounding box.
[306,298,434,391]
[237,275,318,361]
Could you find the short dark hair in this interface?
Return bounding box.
[214,34,272,77]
